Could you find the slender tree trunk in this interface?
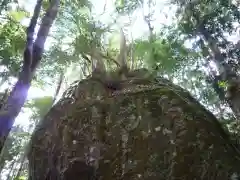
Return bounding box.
[0,0,60,153]
[15,77,63,179]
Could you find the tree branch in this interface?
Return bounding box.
[21,0,43,83]
[52,71,64,104]
[31,0,60,72]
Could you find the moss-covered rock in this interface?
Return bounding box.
[28,69,240,180]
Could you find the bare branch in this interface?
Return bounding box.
[99,0,108,16]
[52,71,64,104]
[116,28,128,69]
[91,48,106,74]
[21,0,43,83]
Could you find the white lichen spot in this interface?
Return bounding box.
[129,114,136,120]
[137,174,142,178]
[89,146,100,162]
[141,131,149,138]
[158,95,168,105]
[144,99,149,104]
[172,151,177,157]
[127,117,140,130]
[148,128,152,133]
[155,126,161,132]
[163,128,172,135]
[96,95,101,100]
[72,140,77,144]
[122,133,129,142]
[92,106,98,116]
[104,159,110,163]
[209,144,214,149]
[231,172,239,180]
[170,140,175,144]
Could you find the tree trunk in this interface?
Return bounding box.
[28,69,240,180]
[0,0,59,153]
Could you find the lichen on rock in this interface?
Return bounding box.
[28,68,240,180]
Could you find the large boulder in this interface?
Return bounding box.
[28,69,240,180]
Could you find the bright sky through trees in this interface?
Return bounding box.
[14,0,240,127]
[14,0,174,127]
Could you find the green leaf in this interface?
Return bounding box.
[26,96,54,120]
[14,176,27,180]
[218,81,228,88]
[8,10,28,21]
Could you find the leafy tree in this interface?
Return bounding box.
[0,7,29,86]
[171,0,240,119]
[0,125,29,179]
[0,0,17,15]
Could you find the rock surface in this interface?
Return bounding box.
[28,69,240,180]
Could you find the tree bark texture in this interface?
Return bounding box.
[28,69,240,180]
[0,0,59,153]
